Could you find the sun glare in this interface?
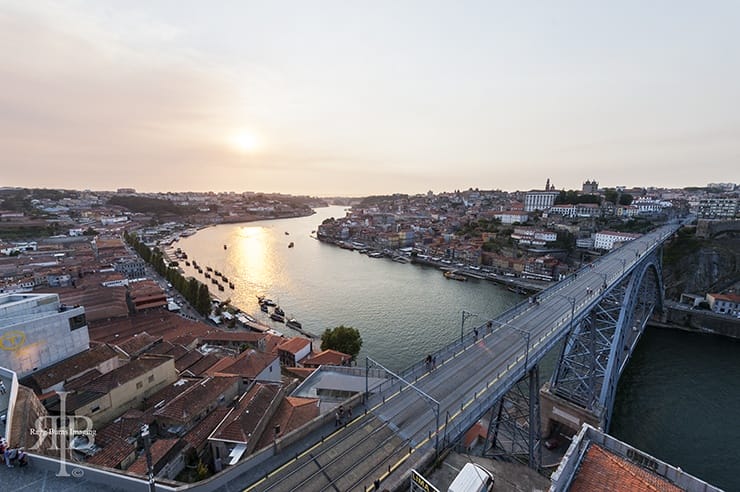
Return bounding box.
[230,131,260,153]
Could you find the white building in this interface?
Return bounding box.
[492,210,529,224]
[706,293,740,317]
[524,191,559,212]
[0,293,89,377]
[696,197,738,219]
[593,231,641,251]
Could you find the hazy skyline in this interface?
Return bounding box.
[1,1,738,196]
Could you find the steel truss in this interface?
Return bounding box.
[483,365,541,470]
[550,249,664,430]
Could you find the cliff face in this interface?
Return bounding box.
[662,233,739,299]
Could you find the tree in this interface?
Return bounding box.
[320,325,362,360]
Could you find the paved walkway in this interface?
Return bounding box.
[0,465,129,492]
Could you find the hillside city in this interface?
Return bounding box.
[0,180,738,489]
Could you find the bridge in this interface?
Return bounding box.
[243,220,685,492]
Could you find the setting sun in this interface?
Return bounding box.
[230,131,260,153]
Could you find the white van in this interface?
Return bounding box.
[448,463,495,492]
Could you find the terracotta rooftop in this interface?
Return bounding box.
[96,408,156,447]
[39,283,128,322]
[113,332,161,358]
[216,349,278,380]
[143,378,199,411]
[87,310,212,344]
[209,383,281,444]
[283,367,316,379]
[154,376,240,424]
[184,353,222,376]
[570,444,683,492]
[86,437,136,469]
[64,368,103,391]
[263,333,286,355]
[709,292,740,303]
[301,349,351,367]
[175,350,204,372]
[200,332,266,344]
[127,438,184,476]
[255,396,319,450]
[277,337,311,355]
[182,406,230,451]
[144,340,176,355]
[22,344,119,393]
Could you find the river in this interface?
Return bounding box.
[178,205,738,491]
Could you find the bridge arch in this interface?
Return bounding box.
[549,249,664,432]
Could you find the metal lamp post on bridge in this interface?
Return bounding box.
[554,295,577,338]
[461,310,478,344]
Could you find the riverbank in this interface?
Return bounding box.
[317,236,549,295]
[650,300,740,339]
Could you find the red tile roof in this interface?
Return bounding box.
[301,349,351,367]
[114,332,161,357]
[143,378,198,411]
[174,350,204,372]
[216,349,277,380]
[182,407,230,451]
[127,438,183,475]
[570,444,683,492]
[200,332,266,343]
[277,337,311,355]
[184,353,221,376]
[283,367,316,379]
[154,376,240,424]
[86,437,136,469]
[22,344,119,393]
[255,397,319,450]
[209,383,281,444]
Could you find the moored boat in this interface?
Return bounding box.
[444,270,467,281]
[270,312,285,323]
[286,318,302,330]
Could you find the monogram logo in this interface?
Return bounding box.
[0,330,26,351]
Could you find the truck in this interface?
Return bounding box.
[447,463,495,492]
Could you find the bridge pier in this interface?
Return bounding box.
[539,381,603,440]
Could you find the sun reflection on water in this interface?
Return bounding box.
[233,226,270,294]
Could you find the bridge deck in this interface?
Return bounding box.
[244,221,683,491]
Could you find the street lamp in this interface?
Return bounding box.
[555,295,576,336]
[461,310,477,344]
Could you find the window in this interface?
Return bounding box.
[68,313,87,331]
[148,375,154,383]
[91,405,100,413]
[136,381,143,390]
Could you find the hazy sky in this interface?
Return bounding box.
[1,1,738,196]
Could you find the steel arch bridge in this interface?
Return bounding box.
[547,247,664,432]
[239,220,688,492]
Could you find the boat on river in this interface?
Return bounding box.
[270,312,285,323]
[444,270,467,281]
[288,242,294,248]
